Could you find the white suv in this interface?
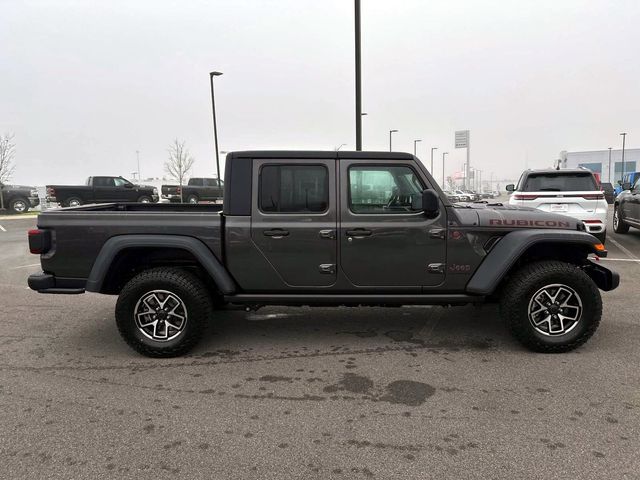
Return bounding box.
[507,169,608,243]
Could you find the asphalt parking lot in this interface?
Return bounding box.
[0,215,639,479]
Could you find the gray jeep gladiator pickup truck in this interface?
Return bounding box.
[27,151,619,357]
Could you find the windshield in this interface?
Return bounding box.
[521,172,597,192]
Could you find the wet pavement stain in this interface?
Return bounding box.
[380,380,436,406]
[323,373,374,395]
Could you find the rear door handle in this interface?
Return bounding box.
[263,229,290,238]
[346,228,372,237]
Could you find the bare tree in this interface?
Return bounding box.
[164,139,195,202]
[0,133,17,211]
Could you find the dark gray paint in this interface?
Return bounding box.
[28,150,619,305]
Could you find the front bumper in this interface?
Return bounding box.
[28,273,86,294]
[583,260,620,291]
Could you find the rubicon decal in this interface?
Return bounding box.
[489,219,571,228]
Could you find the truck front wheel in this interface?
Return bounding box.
[115,267,212,357]
[10,197,30,214]
[500,260,602,353]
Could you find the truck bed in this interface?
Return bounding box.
[37,203,224,280]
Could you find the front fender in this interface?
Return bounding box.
[466,229,607,295]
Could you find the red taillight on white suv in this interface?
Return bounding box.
[28,229,51,255]
[581,193,605,200]
[513,194,539,201]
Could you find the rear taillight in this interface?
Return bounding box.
[581,193,605,200]
[176,187,182,194]
[46,187,55,197]
[28,229,51,254]
[513,194,538,201]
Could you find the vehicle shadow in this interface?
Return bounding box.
[191,304,517,358]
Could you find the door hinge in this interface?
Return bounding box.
[427,263,445,273]
[319,263,336,274]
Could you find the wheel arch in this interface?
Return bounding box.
[86,235,236,295]
[466,229,605,296]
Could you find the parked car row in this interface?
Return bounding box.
[443,189,499,203]
[1,174,228,214]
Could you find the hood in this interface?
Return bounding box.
[455,202,581,230]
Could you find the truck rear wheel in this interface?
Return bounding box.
[64,197,83,208]
[115,267,212,357]
[186,194,199,204]
[500,260,601,353]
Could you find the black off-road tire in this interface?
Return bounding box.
[137,195,152,203]
[613,206,630,234]
[500,260,602,353]
[115,267,212,357]
[187,194,199,204]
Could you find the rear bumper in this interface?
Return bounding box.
[28,273,86,294]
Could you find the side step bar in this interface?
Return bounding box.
[225,293,484,307]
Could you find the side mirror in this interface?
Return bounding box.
[622,182,631,190]
[418,189,440,217]
[124,183,134,189]
[506,184,515,192]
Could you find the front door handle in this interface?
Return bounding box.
[345,228,372,237]
[263,229,290,238]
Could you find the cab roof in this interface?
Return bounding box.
[228,150,416,160]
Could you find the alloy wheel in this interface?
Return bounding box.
[134,290,188,341]
[528,284,582,336]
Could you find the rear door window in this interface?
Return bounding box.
[522,173,597,192]
[259,165,328,213]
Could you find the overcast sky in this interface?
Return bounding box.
[2,0,639,186]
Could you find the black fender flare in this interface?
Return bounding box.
[466,229,605,295]
[85,235,236,294]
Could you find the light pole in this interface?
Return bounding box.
[354,0,362,151]
[430,147,438,174]
[608,147,613,183]
[136,150,141,181]
[389,129,398,151]
[209,71,223,180]
[442,152,449,187]
[620,133,627,183]
[413,139,422,156]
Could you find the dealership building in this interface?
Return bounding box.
[558,148,639,184]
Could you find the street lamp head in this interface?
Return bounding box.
[361,112,368,116]
[414,139,422,143]
[620,132,627,136]
[210,71,223,77]
[390,129,398,133]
